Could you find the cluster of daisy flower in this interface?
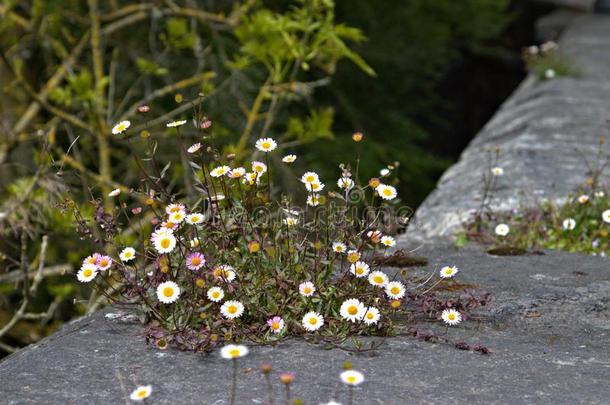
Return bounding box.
[75,120,473,353]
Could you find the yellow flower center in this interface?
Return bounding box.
[383,189,393,196]
[303,287,311,294]
[229,349,240,357]
[191,216,200,222]
[356,267,364,275]
[191,257,201,265]
[212,291,220,298]
[272,322,280,330]
[137,390,147,398]
[228,305,237,314]
[163,287,174,297]
[347,376,357,384]
[347,306,358,316]
[305,175,315,182]
[170,206,181,212]
[308,317,317,325]
[117,124,126,132]
[374,276,383,283]
[391,287,399,294]
[86,257,96,264]
[255,166,263,173]
[448,313,456,320]
[83,269,92,277]
[367,313,374,319]
[262,142,271,149]
[99,259,109,267]
[160,238,171,249]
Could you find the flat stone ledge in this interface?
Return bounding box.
[409,14,610,241]
[1,244,608,404]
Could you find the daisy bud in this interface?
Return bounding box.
[195,278,205,288]
[248,241,261,253]
[226,153,236,160]
[137,105,150,113]
[140,130,150,139]
[390,300,401,309]
[352,132,363,142]
[146,198,155,206]
[260,363,273,374]
[369,178,380,188]
[131,207,142,215]
[342,361,353,370]
[174,93,183,103]
[156,338,168,350]
[279,372,295,385]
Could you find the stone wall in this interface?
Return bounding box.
[409,14,610,240]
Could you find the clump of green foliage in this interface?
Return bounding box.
[522,41,576,81]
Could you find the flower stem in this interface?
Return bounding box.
[230,358,237,405]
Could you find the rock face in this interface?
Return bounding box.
[1,244,609,404]
[410,14,610,240]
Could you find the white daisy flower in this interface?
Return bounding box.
[108,188,121,197]
[441,308,462,326]
[439,265,459,279]
[207,287,224,302]
[306,194,322,207]
[385,281,405,299]
[562,218,576,230]
[380,235,396,247]
[186,213,204,225]
[221,300,244,319]
[168,210,185,223]
[220,344,249,359]
[350,261,370,278]
[210,165,231,178]
[165,203,185,215]
[213,265,236,282]
[228,167,246,179]
[255,137,277,152]
[111,120,131,135]
[362,307,380,325]
[578,194,589,204]
[494,223,510,236]
[340,370,364,386]
[595,191,605,198]
[251,161,267,174]
[153,232,176,254]
[368,271,388,287]
[337,177,354,190]
[305,181,325,192]
[491,167,504,176]
[545,69,556,79]
[282,154,297,163]
[82,255,98,266]
[376,184,397,200]
[77,263,98,283]
[299,281,315,297]
[346,250,360,263]
[156,281,180,304]
[603,209,610,223]
[380,168,390,177]
[339,298,366,322]
[283,217,299,226]
[119,247,136,262]
[187,143,201,153]
[332,242,347,253]
[129,385,152,401]
[300,172,320,184]
[302,311,324,332]
[166,120,187,128]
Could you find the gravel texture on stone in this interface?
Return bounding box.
[410,15,610,240]
[1,244,608,404]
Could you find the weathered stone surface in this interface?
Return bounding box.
[1,244,608,404]
[410,15,610,240]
